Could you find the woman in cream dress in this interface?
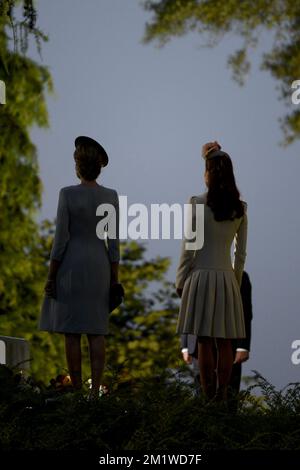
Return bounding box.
[176,142,248,401]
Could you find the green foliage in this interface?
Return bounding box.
[0,2,58,384]
[0,5,52,331]
[143,0,300,145]
[0,220,67,381]
[0,0,52,339]
[107,241,179,381]
[0,0,47,58]
[1,364,300,451]
[245,371,300,414]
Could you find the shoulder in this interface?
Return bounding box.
[188,192,207,204]
[99,185,118,199]
[59,185,78,194]
[58,185,80,202]
[100,184,118,194]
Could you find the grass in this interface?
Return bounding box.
[0,365,300,451]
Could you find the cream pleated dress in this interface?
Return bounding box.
[176,192,247,338]
[39,184,120,335]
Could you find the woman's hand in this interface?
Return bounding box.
[182,350,192,364]
[234,350,249,364]
[44,260,60,299]
[44,279,56,299]
[202,141,221,158]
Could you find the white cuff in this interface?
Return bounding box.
[181,348,189,353]
[236,348,248,352]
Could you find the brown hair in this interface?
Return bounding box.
[205,153,245,221]
[74,143,102,181]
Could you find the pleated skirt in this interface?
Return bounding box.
[176,268,246,338]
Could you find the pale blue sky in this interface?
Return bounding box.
[29,0,300,388]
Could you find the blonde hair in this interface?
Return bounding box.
[74,143,102,180]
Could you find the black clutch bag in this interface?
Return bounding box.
[109,283,125,312]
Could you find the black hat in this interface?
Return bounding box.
[74,136,109,167]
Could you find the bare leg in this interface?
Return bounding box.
[215,338,234,401]
[87,334,105,399]
[197,337,217,399]
[64,333,82,390]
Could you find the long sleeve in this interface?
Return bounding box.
[107,190,120,263]
[175,196,196,289]
[50,188,70,262]
[236,271,253,350]
[180,334,188,350]
[233,202,248,288]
